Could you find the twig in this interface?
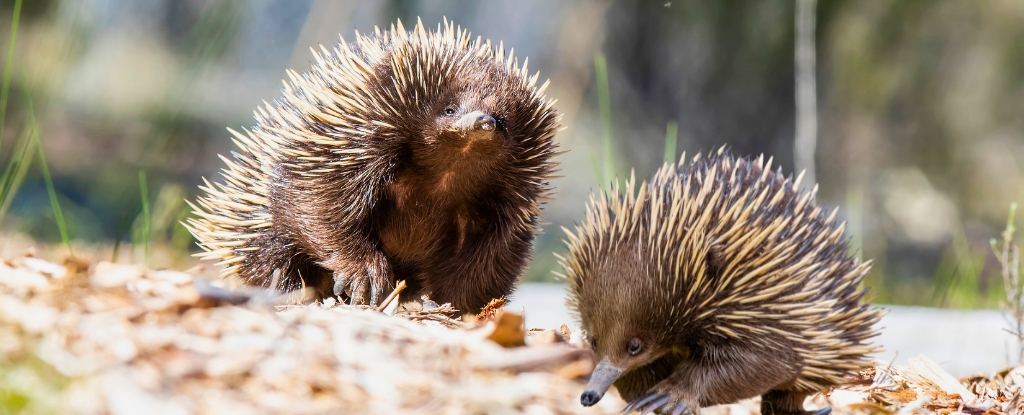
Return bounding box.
[376,280,407,312]
[1003,328,1024,341]
[404,313,464,329]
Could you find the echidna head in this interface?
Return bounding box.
[418,82,508,157]
[562,176,702,407]
[570,240,685,406]
[368,23,555,184]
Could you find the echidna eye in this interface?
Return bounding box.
[627,338,643,356]
[444,107,457,116]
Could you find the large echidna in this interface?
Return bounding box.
[184,19,561,313]
[561,148,882,415]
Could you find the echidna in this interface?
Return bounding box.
[184,18,561,313]
[561,148,882,415]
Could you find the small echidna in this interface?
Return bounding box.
[561,148,882,415]
[184,19,561,313]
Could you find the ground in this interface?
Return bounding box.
[0,251,1020,414]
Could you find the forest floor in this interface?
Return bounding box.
[0,249,1020,415]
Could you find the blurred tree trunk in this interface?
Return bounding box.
[795,0,817,188]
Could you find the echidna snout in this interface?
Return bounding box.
[456,111,496,131]
[580,357,623,406]
[452,110,497,141]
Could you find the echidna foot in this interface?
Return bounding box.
[330,254,391,306]
[761,408,831,415]
[620,392,658,413]
[333,272,390,306]
[668,402,692,415]
[622,393,692,415]
[618,391,651,409]
[333,271,369,305]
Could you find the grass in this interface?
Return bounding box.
[930,219,986,308]
[0,352,66,415]
[138,171,151,265]
[0,0,24,227]
[27,93,72,255]
[594,53,614,189]
[0,124,34,227]
[0,0,74,258]
[990,203,1023,364]
[0,6,66,411]
[110,212,132,262]
[0,0,22,156]
[664,121,678,165]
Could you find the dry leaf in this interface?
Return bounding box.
[487,310,527,348]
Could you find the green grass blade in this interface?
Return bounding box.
[29,103,72,255]
[139,171,150,265]
[111,211,133,263]
[36,140,71,254]
[0,0,23,155]
[594,53,614,189]
[664,121,678,165]
[0,125,35,226]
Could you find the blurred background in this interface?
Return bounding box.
[0,0,1022,310]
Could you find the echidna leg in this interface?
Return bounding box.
[632,342,801,414]
[760,390,824,415]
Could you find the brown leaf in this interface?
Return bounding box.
[487,310,526,348]
[476,296,507,321]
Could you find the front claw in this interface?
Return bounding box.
[618,391,692,413]
[331,253,391,307]
[333,271,371,305]
[621,393,693,415]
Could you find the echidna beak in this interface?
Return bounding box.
[455,110,496,135]
[581,357,623,407]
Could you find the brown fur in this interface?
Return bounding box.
[562,149,882,414]
[185,19,561,313]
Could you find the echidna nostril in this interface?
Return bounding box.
[476,114,496,131]
[580,390,601,407]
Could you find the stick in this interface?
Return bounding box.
[376,280,407,312]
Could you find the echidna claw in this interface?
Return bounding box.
[621,392,658,413]
[333,271,372,306]
[350,275,369,306]
[333,274,351,298]
[639,394,671,414]
[670,402,692,415]
[812,407,832,415]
